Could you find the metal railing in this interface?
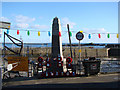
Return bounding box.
[100,59,120,73]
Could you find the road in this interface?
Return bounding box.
[2,73,120,89]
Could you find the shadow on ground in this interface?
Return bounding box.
[2,75,86,82]
[2,80,120,90]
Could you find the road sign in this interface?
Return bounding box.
[76,32,84,41]
[79,49,82,53]
[7,56,28,72]
[76,31,84,73]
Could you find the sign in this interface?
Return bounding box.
[76,32,84,41]
[79,49,82,53]
[90,64,97,70]
[0,21,11,29]
[7,56,28,72]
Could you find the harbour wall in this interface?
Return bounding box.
[3,47,110,59]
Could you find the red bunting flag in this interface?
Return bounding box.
[59,32,61,37]
[17,30,19,35]
[98,33,101,38]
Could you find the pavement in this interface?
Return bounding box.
[2,73,120,89]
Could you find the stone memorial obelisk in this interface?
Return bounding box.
[47,17,63,72]
[52,17,63,58]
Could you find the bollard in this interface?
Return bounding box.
[0,67,2,90]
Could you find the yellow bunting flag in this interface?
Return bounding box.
[38,31,40,36]
[117,34,119,38]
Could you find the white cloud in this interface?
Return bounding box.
[0,17,10,22]
[61,17,76,29]
[82,28,107,33]
[15,15,35,23]
[13,15,49,29]
[13,23,29,29]
[30,24,49,29]
[12,15,35,29]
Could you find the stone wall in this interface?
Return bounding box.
[3,47,109,59]
[63,47,109,58]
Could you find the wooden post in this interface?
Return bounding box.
[67,24,73,59]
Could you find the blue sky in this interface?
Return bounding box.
[0,2,118,43]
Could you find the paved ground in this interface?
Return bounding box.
[2,73,120,89]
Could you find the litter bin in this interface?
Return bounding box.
[83,57,101,76]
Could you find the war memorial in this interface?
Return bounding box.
[0,17,120,89]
